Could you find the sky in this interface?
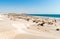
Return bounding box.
[0,0,60,14]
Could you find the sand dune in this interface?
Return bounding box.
[0,14,60,39]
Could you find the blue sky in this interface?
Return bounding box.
[0,0,60,14]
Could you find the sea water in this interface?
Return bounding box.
[27,14,60,18]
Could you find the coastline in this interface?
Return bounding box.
[0,13,60,39]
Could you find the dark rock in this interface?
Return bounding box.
[27,19,29,21]
[37,22,45,26]
[33,20,36,22]
[56,28,59,31]
[36,21,38,23]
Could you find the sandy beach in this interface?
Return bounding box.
[0,13,60,39]
[14,33,55,39]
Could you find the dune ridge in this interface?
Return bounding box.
[0,13,60,39]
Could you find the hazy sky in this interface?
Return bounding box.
[0,0,60,14]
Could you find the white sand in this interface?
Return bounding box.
[14,33,55,39]
[0,14,60,39]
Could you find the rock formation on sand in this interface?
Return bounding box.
[0,13,60,39]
